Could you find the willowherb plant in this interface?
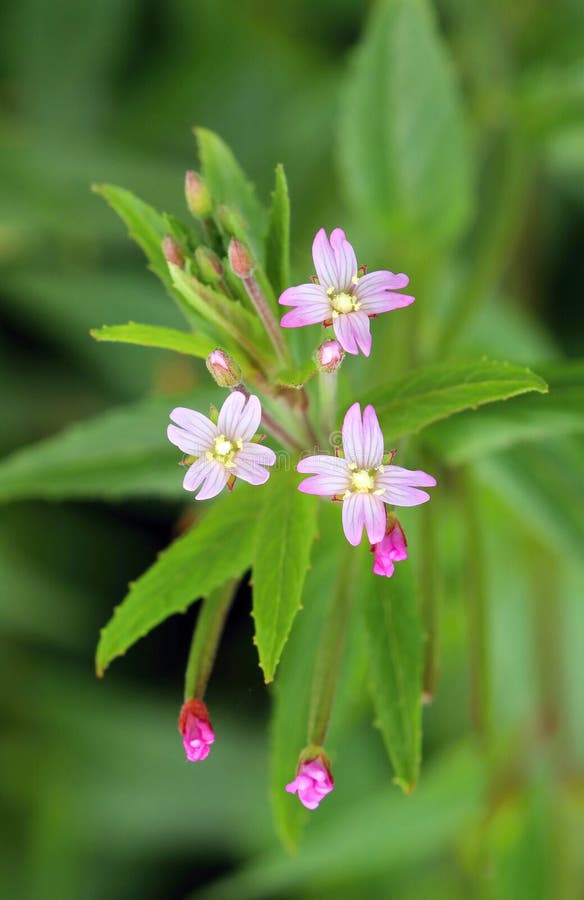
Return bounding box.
[88,129,549,838]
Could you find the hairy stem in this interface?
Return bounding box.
[243,275,289,364]
[184,579,237,701]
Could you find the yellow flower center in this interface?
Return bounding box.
[206,434,241,468]
[328,290,361,316]
[350,468,376,493]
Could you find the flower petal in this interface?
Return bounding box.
[195,461,229,501]
[358,291,415,315]
[238,442,277,467]
[312,228,341,289]
[298,474,350,496]
[341,402,363,466]
[341,492,367,545]
[360,494,387,544]
[217,392,261,442]
[355,270,410,296]
[297,455,350,477]
[349,310,372,357]
[376,466,437,488]
[280,303,330,328]
[168,407,216,452]
[234,443,276,486]
[183,456,228,500]
[332,313,359,355]
[279,283,329,307]
[379,484,433,506]
[330,228,358,291]
[361,404,384,468]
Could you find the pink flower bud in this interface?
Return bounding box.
[205,348,242,388]
[286,751,334,810]
[195,246,224,284]
[185,170,212,218]
[371,516,408,578]
[316,339,344,373]
[178,699,215,762]
[228,238,254,279]
[162,235,185,268]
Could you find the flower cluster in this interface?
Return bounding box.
[166,222,435,811]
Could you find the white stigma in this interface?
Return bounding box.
[350,468,376,493]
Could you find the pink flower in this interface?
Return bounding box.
[167,391,276,499]
[178,699,215,762]
[297,402,436,546]
[279,228,414,356]
[286,755,334,810]
[371,516,408,578]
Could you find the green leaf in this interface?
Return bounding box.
[365,359,548,444]
[265,164,290,297]
[424,360,584,464]
[339,0,472,248]
[274,359,318,389]
[96,484,258,675]
[195,127,267,256]
[269,502,340,851]
[90,322,217,359]
[476,438,584,560]
[361,561,423,793]
[252,469,319,683]
[92,184,173,286]
[168,263,273,367]
[0,392,212,503]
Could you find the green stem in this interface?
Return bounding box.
[318,371,338,444]
[243,275,289,365]
[419,488,440,703]
[307,553,355,746]
[184,579,237,701]
[460,468,492,747]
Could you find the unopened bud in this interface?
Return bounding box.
[316,339,344,373]
[185,170,212,218]
[286,747,334,810]
[371,514,408,579]
[162,235,185,268]
[217,204,248,239]
[228,238,254,279]
[195,246,223,284]
[178,699,215,762]
[206,348,242,388]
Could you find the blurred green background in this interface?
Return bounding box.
[1,1,583,898]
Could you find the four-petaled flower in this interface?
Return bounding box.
[297,402,436,546]
[371,515,408,578]
[279,228,414,356]
[286,755,334,810]
[178,699,215,762]
[167,391,276,500]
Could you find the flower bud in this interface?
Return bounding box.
[162,235,185,268]
[205,349,242,388]
[185,170,212,219]
[285,749,334,810]
[228,238,254,279]
[316,339,344,373]
[178,698,215,762]
[195,246,224,284]
[371,515,408,578]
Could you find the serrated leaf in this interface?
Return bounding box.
[96,484,258,675]
[424,360,584,464]
[265,163,290,297]
[0,392,212,503]
[361,562,423,793]
[365,359,548,443]
[92,184,173,285]
[339,0,472,248]
[90,322,217,359]
[195,127,267,257]
[253,469,319,683]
